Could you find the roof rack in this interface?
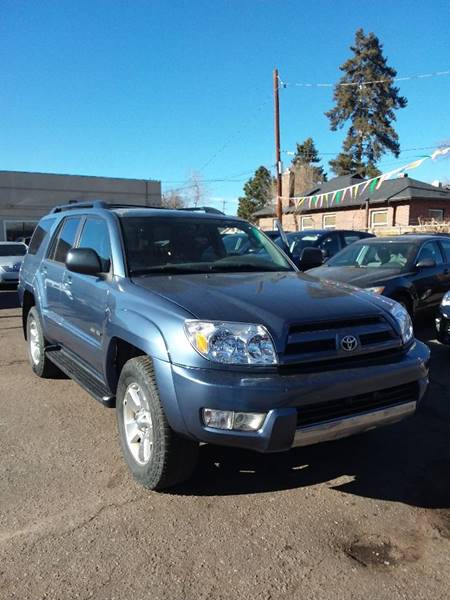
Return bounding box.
[51,201,225,216]
[51,200,108,213]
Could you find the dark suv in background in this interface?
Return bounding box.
[275,229,374,269]
[18,202,429,490]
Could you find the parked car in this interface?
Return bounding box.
[0,242,27,286]
[15,235,32,246]
[275,229,374,269]
[435,291,450,344]
[308,235,450,317]
[19,201,429,490]
[262,230,281,241]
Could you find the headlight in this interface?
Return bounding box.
[442,292,450,307]
[0,266,5,272]
[390,302,414,345]
[365,286,385,295]
[184,320,277,365]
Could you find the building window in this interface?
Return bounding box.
[301,216,315,230]
[322,214,336,229]
[429,209,444,222]
[4,220,38,242]
[370,210,388,228]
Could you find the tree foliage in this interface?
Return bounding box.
[326,29,407,178]
[161,190,186,209]
[237,166,273,222]
[291,137,327,195]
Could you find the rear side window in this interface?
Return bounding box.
[343,234,362,245]
[439,239,450,263]
[28,219,56,255]
[77,218,111,268]
[416,241,444,265]
[50,218,81,263]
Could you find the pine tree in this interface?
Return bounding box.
[291,137,327,195]
[237,166,273,222]
[326,29,407,178]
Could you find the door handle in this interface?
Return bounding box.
[65,276,72,286]
[40,266,47,275]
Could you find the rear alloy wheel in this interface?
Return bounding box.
[26,307,60,378]
[116,356,198,490]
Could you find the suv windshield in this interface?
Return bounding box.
[0,244,27,257]
[121,216,294,275]
[327,241,415,269]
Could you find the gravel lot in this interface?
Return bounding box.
[0,288,449,600]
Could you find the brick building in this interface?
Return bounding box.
[255,173,450,232]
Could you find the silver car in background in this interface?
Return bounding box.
[0,242,27,286]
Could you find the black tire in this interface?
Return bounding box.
[26,307,60,378]
[116,356,198,490]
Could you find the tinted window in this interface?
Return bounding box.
[0,244,27,257]
[52,218,81,263]
[343,234,363,245]
[28,219,55,255]
[120,217,293,275]
[416,241,444,265]
[319,233,340,257]
[439,239,450,263]
[78,218,111,267]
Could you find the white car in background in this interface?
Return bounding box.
[0,242,28,286]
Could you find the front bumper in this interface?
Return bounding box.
[162,340,430,452]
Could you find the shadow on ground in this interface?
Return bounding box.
[0,288,20,310]
[176,318,450,508]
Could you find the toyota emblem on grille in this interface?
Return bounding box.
[340,335,359,352]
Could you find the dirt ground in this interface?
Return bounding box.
[0,288,448,600]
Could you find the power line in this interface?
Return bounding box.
[279,69,450,89]
[282,145,441,158]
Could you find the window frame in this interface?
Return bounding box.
[76,216,112,273]
[370,209,389,228]
[46,216,83,264]
[322,213,336,230]
[301,216,315,231]
[3,219,39,242]
[428,209,444,222]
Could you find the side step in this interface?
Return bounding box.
[46,347,115,406]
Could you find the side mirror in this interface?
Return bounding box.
[415,258,436,269]
[66,248,104,276]
[297,247,324,271]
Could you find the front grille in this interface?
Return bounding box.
[278,346,408,374]
[289,316,382,334]
[296,382,419,428]
[283,314,401,365]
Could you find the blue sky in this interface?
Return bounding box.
[1,0,449,214]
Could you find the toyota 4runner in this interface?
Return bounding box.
[19,202,430,489]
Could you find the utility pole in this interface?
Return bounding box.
[273,68,283,224]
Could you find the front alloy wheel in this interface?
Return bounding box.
[116,356,198,490]
[123,383,154,465]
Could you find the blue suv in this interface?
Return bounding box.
[19,202,430,490]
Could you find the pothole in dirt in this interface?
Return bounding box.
[344,534,418,568]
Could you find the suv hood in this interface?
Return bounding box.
[131,271,388,332]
